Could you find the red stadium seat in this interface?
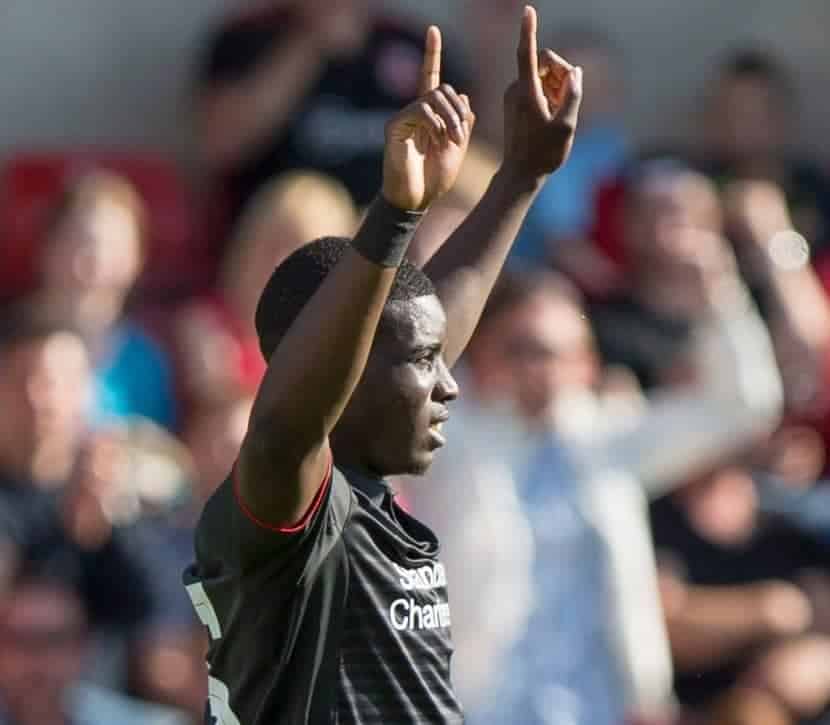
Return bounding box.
[0,149,207,301]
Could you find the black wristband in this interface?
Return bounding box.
[350,196,423,268]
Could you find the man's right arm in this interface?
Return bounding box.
[237,27,473,529]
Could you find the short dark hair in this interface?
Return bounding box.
[0,303,82,355]
[255,236,436,360]
[718,48,794,99]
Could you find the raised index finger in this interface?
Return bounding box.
[517,6,540,87]
[419,26,442,95]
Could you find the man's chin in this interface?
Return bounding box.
[407,449,438,477]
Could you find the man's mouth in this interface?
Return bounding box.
[427,413,449,447]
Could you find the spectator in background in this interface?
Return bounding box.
[175,171,357,409]
[0,309,89,491]
[589,160,725,390]
[0,309,155,680]
[722,179,830,421]
[590,162,830,409]
[407,247,782,723]
[700,48,830,257]
[652,457,830,725]
[0,566,187,725]
[33,171,177,431]
[511,26,628,292]
[195,0,470,223]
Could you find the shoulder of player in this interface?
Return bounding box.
[191,475,235,552]
[198,463,355,541]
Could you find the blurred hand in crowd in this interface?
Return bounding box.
[62,428,129,551]
[742,635,830,720]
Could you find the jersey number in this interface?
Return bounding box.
[186,582,242,725]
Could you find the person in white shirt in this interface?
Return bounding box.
[406,241,783,723]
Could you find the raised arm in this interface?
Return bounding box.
[594,251,784,498]
[198,24,327,169]
[658,570,813,671]
[420,6,583,367]
[237,27,473,528]
[724,180,830,413]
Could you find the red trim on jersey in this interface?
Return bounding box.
[233,453,333,534]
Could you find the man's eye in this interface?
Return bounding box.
[414,355,435,369]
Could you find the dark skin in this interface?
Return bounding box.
[332,295,458,477]
[238,5,582,527]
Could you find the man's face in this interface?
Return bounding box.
[41,199,143,329]
[471,292,599,425]
[677,465,759,546]
[0,333,90,477]
[0,583,87,721]
[333,294,458,476]
[709,75,784,161]
[624,172,724,274]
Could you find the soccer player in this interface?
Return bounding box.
[184,6,582,724]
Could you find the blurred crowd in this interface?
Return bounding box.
[2,1,830,724]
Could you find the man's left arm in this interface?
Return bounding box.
[419,6,583,367]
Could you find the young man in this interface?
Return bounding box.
[184,6,582,724]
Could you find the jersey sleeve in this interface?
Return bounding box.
[191,461,352,579]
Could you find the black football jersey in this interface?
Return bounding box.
[183,464,464,724]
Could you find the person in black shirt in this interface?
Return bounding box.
[196,0,470,220]
[700,49,830,256]
[0,308,152,635]
[184,7,583,724]
[651,463,830,723]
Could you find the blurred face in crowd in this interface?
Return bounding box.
[470,289,599,426]
[0,332,90,483]
[0,581,87,725]
[707,73,786,163]
[41,190,144,336]
[224,174,357,326]
[625,170,726,282]
[677,465,759,546]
